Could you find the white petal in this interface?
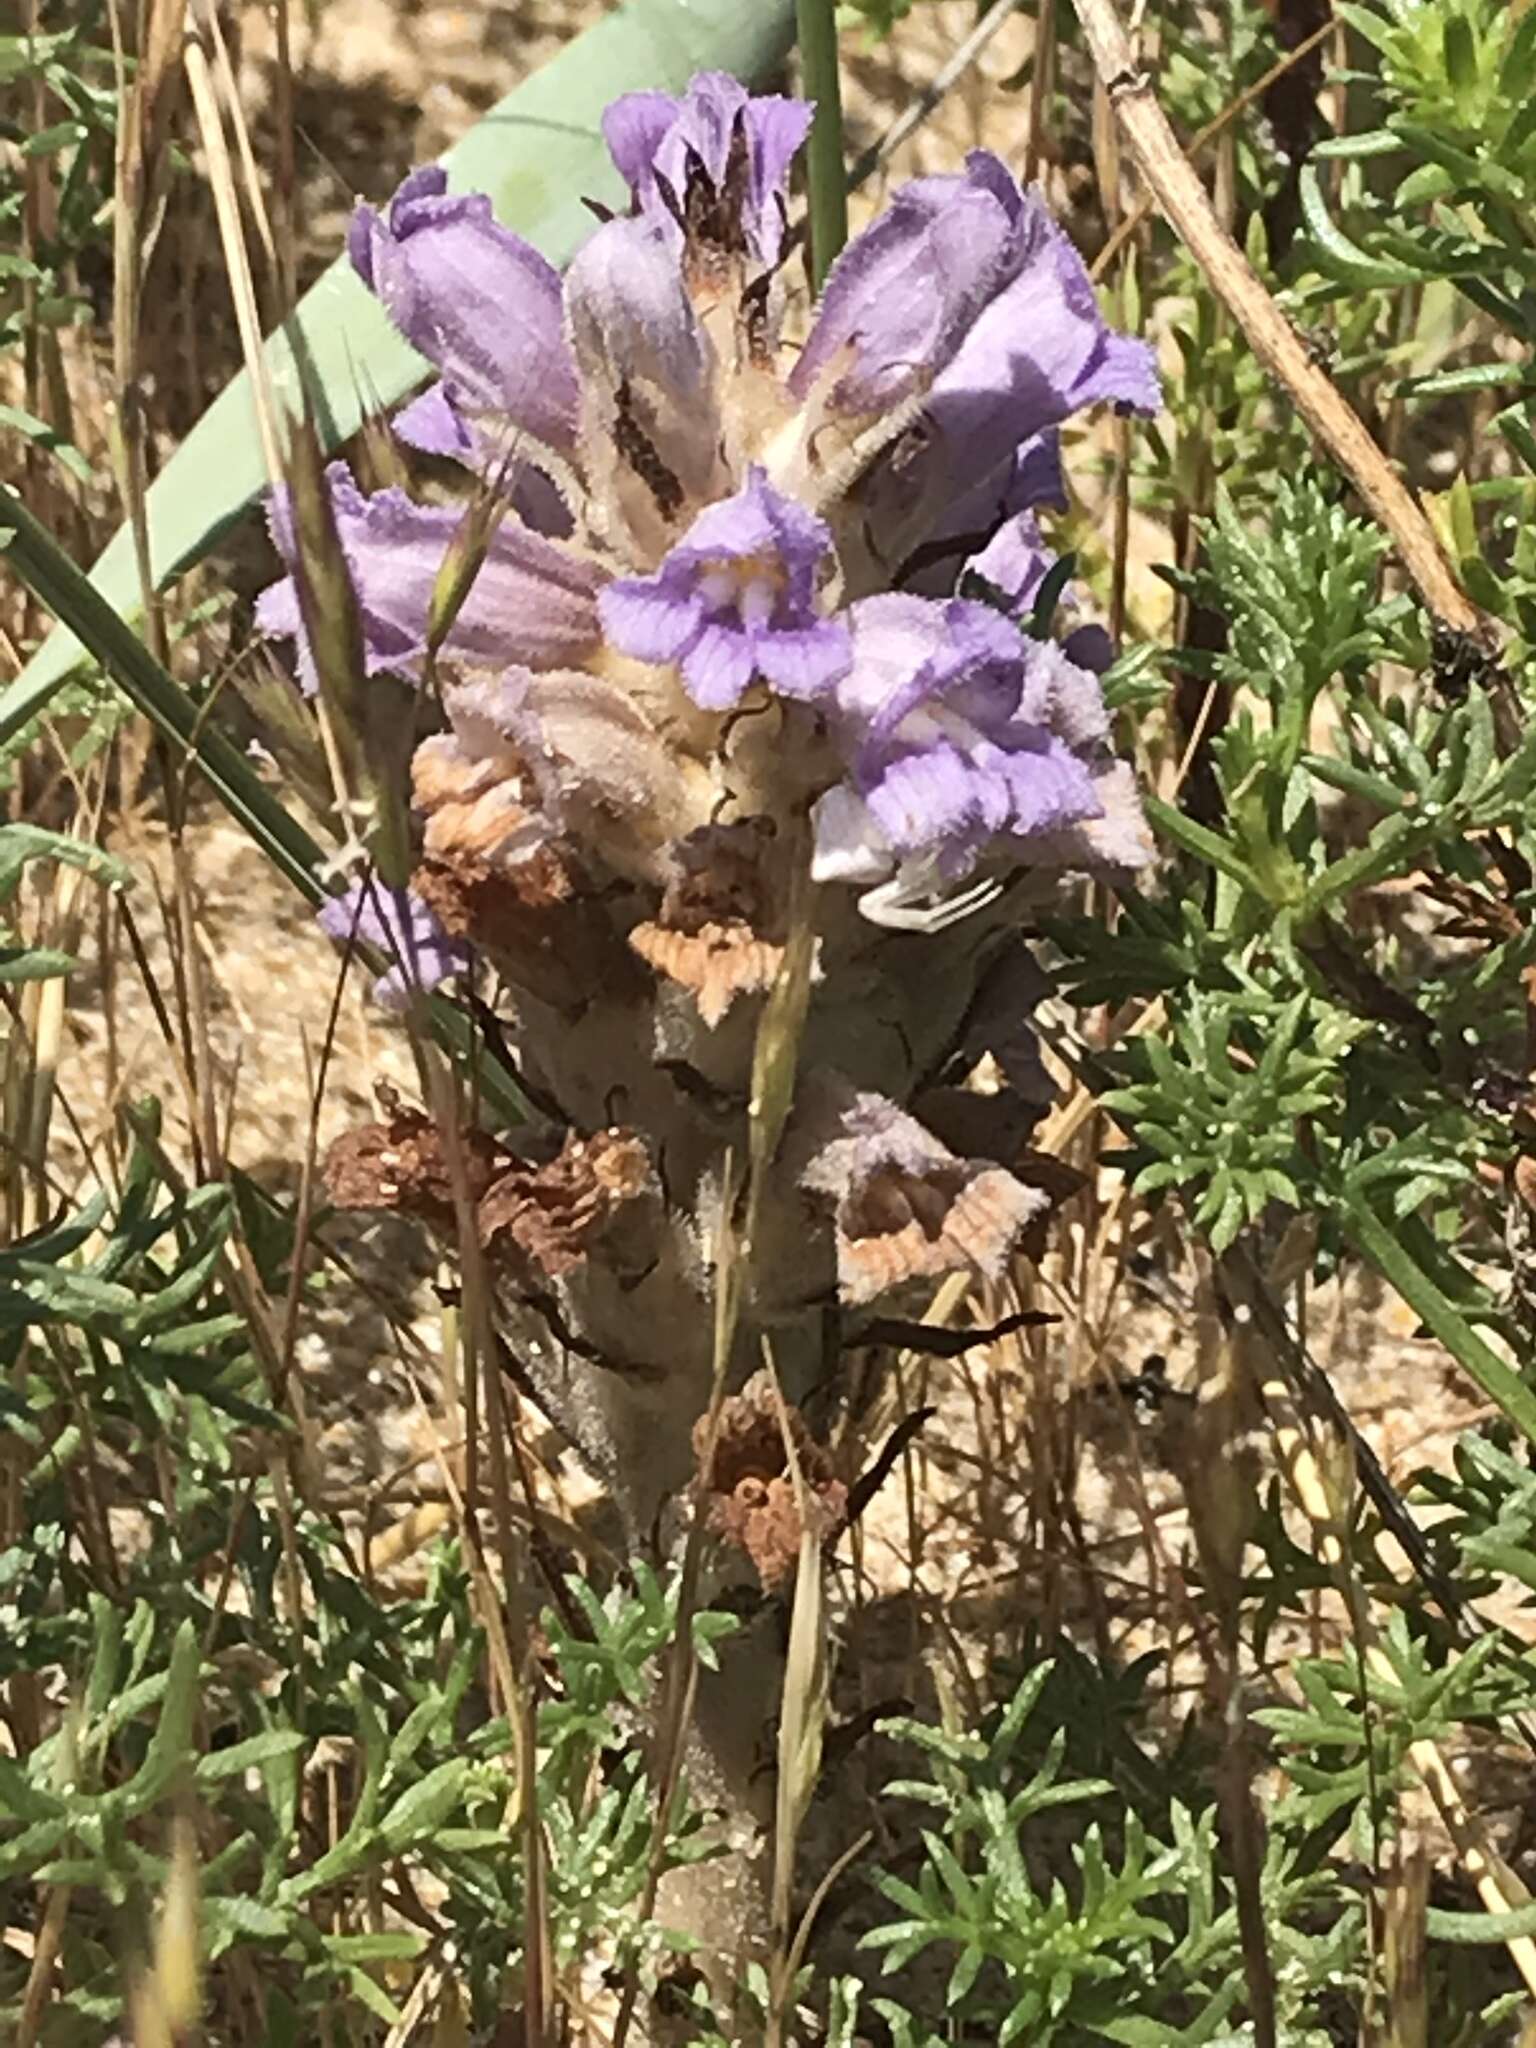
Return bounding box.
[810,785,894,885]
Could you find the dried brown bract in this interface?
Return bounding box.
[324,1090,502,1230]
[630,817,785,1025]
[798,1082,1048,1307]
[629,918,784,1027]
[694,1374,846,1590]
[836,1162,1044,1305]
[413,853,634,1014]
[478,1127,654,1278]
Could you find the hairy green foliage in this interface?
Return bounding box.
[860,1661,1364,2046]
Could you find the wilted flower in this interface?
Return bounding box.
[797,1081,1048,1304]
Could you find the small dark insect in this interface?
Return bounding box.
[1298,326,1337,373]
[1430,621,1501,705]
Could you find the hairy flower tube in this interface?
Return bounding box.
[263,72,1159,1530]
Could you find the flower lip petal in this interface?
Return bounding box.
[838,594,1022,739]
[814,585,1117,895]
[801,158,1157,584]
[597,579,703,666]
[683,620,759,710]
[753,621,854,700]
[600,468,848,710]
[602,90,680,194]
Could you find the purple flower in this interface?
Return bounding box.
[963,511,1055,617]
[796,153,1157,425]
[389,383,575,535]
[792,153,1158,565]
[319,879,470,1008]
[599,467,851,710]
[564,214,728,556]
[255,462,603,691]
[961,516,1117,675]
[349,167,579,458]
[811,593,1122,907]
[897,434,1066,598]
[603,72,812,269]
[791,160,1023,417]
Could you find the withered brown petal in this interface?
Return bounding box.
[836,1163,1046,1306]
[324,1105,502,1228]
[630,918,784,1028]
[478,1127,653,1277]
[694,1374,846,1589]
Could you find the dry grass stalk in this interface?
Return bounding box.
[611,893,821,2044]
[180,26,283,489]
[765,1351,831,1948]
[16,1881,73,2048]
[200,1,280,315]
[1380,1838,1429,2048]
[108,0,191,668]
[1089,15,1339,282]
[415,1031,551,2042]
[1184,1264,1277,2048]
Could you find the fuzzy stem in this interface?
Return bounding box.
[796,0,848,290]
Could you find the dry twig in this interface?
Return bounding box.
[1069,0,1492,649]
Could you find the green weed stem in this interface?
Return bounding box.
[797,0,848,290]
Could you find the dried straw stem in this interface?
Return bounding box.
[1069,0,1490,648]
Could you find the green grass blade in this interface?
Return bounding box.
[1346,1198,1536,1448]
[0,479,325,904]
[2,0,796,732]
[0,482,529,1124]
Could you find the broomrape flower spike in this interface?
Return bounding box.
[262,72,1158,1529]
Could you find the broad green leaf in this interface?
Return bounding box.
[3,0,797,730]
